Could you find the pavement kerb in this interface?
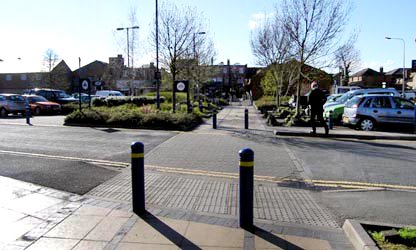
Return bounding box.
[342,219,378,250]
[274,129,416,141]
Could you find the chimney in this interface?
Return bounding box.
[380,67,384,74]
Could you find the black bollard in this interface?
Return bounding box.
[131,142,145,215]
[238,148,254,229]
[213,112,217,129]
[244,109,249,129]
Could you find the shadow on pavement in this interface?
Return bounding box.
[248,225,304,250]
[139,211,202,249]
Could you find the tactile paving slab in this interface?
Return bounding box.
[87,171,338,228]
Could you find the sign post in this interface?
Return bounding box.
[80,79,91,109]
[174,80,189,113]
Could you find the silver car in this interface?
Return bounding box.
[0,94,27,118]
[343,95,415,131]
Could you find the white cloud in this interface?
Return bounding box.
[248,12,273,30]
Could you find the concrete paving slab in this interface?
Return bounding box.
[3,193,62,215]
[45,214,103,239]
[85,216,129,241]
[72,240,108,250]
[116,242,178,250]
[25,237,79,250]
[184,221,244,248]
[121,217,189,245]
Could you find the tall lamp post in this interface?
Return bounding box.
[117,26,140,69]
[193,31,206,110]
[155,0,161,109]
[385,37,406,95]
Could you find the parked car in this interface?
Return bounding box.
[332,85,360,94]
[24,88,78,105]
[323,88,400,122]
[326,93,343,103]
[343,95,415,131]
[72,93,99,103]
[22,94,61,115]
[0,94,27,118]
[95,90,124,97]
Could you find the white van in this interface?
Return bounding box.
[95,90,124,97]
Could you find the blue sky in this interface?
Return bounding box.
[0,0,415,74]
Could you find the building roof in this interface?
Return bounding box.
[351,68,382,77]
[385,68,410,76]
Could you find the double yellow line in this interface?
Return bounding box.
[1,149,414,191]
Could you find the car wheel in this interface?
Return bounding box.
[359,118,375,131]
[34,107,41,116]
[0,108,7,118]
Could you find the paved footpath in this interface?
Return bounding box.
[0,102,354,249]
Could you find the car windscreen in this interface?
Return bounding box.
[54,91,70,98]
[335,92,353,104]
[344,96,362,108]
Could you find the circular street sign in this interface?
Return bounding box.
[81,80,89,90]
[94,81,102,87]
[177,82,186,91]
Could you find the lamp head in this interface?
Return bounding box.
[116,28,124,31]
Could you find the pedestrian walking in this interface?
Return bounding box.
[308,81,328,135]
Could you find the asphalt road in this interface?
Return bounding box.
[281,136,416,187]
[1,114,415,226]
[0,122,177,194]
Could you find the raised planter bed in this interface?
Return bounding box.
[343,219,416,250]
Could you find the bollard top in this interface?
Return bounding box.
[239,148,254,161]
[131,141,144,153]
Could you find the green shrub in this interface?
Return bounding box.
[65,110,109,125]
[64,107,203,131]
[91,96,166,108]
[61,103,89,115]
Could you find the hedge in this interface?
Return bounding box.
[92,95,166,107]
[64,106,203,131]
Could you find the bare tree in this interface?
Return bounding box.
[279,0,351,115]
[43,49,59,72]
[150,1,214,87]
[334,34,360,86]
[251,15,291,109]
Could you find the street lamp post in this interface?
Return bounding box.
[385,37,406,95]
[193,32,206,110]
[155,0,161,109]
[117,26,140,69]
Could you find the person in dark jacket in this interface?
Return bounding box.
[308,81,329,135]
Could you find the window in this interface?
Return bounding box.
[5,75,12,81]
[371,96,392,108]
[20,74,27,81]
[363,98,372,108]
[36,74,42,81]
[392,97,414,110]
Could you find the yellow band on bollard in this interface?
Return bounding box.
[131,153,144,159]
[239,161,254,167]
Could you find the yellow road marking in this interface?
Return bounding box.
[1,150,414,191]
